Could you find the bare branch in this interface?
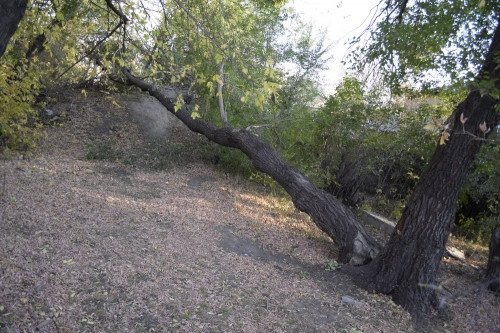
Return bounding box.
[217,61,229,127]
[245,123,272,131]
[396,0,409,24]
[105,0,129,24]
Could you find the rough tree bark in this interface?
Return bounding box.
[121,68,381,265]
[362,20,500,314]
[486,229,500,293]
[0,0,29,58]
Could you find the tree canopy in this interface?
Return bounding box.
[350,0,500,91]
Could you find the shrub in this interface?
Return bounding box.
[0,63,44,152]
[85,139,121,161]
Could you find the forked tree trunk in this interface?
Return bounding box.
[0,0,29,58]
[363,20,500,314]
[486,230,500,293]
[121,69,381,265]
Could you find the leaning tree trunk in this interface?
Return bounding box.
[363,20,500,314]
[0,0,29,58]
[120,68,381,265]
[486,230,500,293]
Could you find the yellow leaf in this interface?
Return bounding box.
[63,259,75,265]
[174,102,182,112]
[212,74,223,85]
[479,121,490,134]
[479,0,486,8]
[423,122,437,132]
[440,132,450,145]
[112,100,122,108]
[191,111,201,119]
[242,67,248,75]
[174,95,184,112]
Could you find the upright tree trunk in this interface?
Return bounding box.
[364,20,500,314]
[486,230,500,293]
[0,0,29,58]
[120,69,381,265]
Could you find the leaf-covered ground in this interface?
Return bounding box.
[0,88,498,332]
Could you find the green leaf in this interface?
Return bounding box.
[174,95,184,112]
[215,53,224,64]
[212,74,222,85]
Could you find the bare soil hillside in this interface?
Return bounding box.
[0,87,498,332]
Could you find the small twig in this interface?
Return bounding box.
[245,123,272,131]
[217,61,229,127]
[89,0,108,12]
[1,171,5,198]
[395,0,409,24]
[245,116,310,131]
[457,130,492,142]
[105,0,129,24]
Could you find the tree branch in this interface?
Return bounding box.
[120,68,382,265]
[105,0,129,24]
[217,61,229,127]
[396,0,409,24]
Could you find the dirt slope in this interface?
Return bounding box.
[0,88,497,332]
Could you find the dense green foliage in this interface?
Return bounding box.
[139,0,330,178]
[313,79,442,208]
[0,60,43,150]
[456,135,500,243]
[348,0,500,238]
[0,0,140,151]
